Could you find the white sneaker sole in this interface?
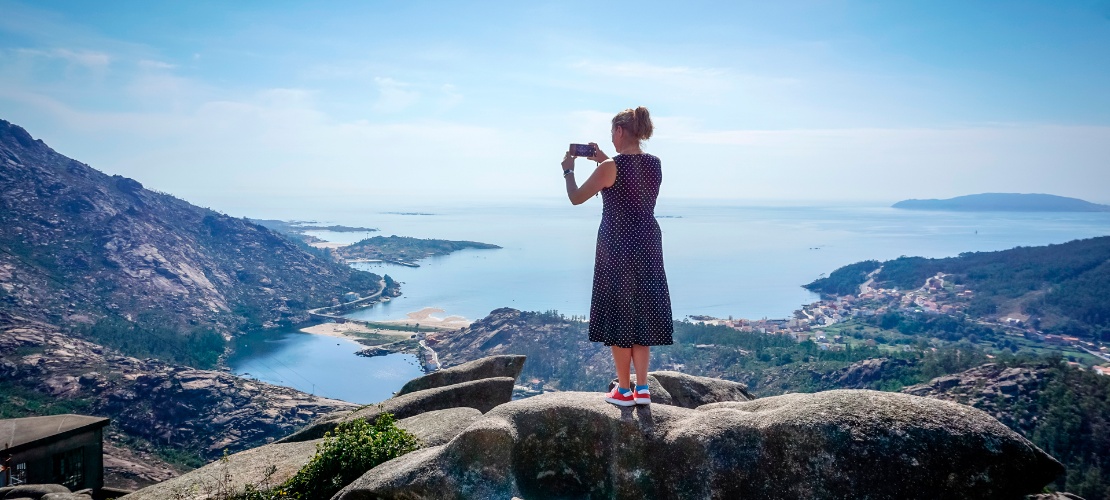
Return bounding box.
[605,397,636,407]
[634,397,651,405]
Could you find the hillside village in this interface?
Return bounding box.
[691,271,1110,375]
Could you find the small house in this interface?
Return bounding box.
[1,414,108,492]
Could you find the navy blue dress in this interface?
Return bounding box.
[588,153,674,348]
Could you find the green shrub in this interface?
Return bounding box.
[264,413,419,500]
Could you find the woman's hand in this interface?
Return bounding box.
[587,142,609,163]
[561,151,575,172]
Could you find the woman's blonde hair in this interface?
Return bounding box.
[612,106,653,141]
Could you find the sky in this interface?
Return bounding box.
[2,0,1109,213]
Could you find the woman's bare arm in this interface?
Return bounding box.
[566,160,616,205]
[563,143,616,205]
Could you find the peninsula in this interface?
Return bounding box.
[336,235,501,266]
[892,193,1110,212]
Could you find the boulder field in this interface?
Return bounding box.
[125,355,1064,499]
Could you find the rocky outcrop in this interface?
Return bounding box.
[395,407,483,447]
[336,390,1062,499]
[0,325,356,474]
[280,377,515,443]
[0,485,74,499]
[824,357,911,388]
[649,370,754,406]
[607,371,754,408]
[396,355,525,396]
[119,439,322,500]
[120,407,484,500]
[902,363,1048,436]
[433,309,620,392]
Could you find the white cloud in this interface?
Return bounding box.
[137,59,175,70]
[372,77,419,114]
[13,47,111,68]
[644,121,1110,203]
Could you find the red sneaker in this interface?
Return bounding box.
[634,385,651,405]
[604,386,636,407]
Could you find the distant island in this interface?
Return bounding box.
[892,193,1110,212]
[337,235,501,266]
[250,219,378,234]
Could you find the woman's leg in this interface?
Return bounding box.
[631,345,650,386]
[611,346,632,389]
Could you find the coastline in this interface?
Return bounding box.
[298,321,413,340]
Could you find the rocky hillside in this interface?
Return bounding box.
[125,356,1065,499]
[0,320,357,489]
[433,308,989,396]
[0,118,382,338]
[904,360,1110,498]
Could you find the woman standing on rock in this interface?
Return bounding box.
[561,106,674,406]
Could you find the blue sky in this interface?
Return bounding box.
[2,0,1109,211]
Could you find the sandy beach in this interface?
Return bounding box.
[380,307,473,329]
[308,241,348,249]
[299,321,413,339]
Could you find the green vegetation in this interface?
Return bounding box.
[79,313,226,369]
[230,413,419,500]
[338,235,501,262]
[0,380,94,418]
[355,320,447,333]
[492,311,991,395]
[815,236,1110,340]
[659,320,990,394]
[804,260,880,296]
[995,355,1110,498]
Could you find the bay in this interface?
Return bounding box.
[313,201,1110,323]
[226,328,425,404]
[230,200,1110,404]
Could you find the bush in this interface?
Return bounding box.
[271,413,419,499]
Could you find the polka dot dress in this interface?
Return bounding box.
[589,153,674,348]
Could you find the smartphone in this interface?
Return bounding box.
[570,143,595,157]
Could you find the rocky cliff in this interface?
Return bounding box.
[0,118,382,336]
[0,321,357,489]
[903,360,1110,497]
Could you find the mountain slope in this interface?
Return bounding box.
[0,118,382,341]
[805,236,1110,339]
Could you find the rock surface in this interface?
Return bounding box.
[0,484,72,499]
[280,377,515,443]
[396,355,525,396]
[119,439,322,500]
[119,408,485,499]
[336,390,1062,499]
[396,407,483,447]
[649,370,754,407]
[902,362,1048,436]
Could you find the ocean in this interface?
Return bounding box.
[227,200,1110,403]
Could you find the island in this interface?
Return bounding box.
[892,193,1110,212]
[336,235,501,267]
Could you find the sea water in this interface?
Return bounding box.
[321,201,1110,323]
[226,328,425,404]
[230,200,1110,403]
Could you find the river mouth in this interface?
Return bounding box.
[226,327,426,404]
